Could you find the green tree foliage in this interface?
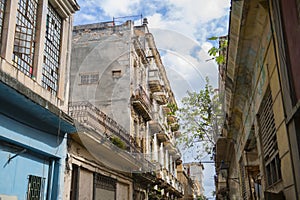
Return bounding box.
[207,36,228,65]
[178,77,222,158]
[197,195,208,200]
[110,136,127,150]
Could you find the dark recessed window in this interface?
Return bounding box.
[70,164,79,200]
[112,70,121,78]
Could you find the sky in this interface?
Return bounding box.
[73,0,231,198]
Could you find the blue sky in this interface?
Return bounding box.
[73,0,231,198]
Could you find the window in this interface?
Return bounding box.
[0,0,6,46]
[258,88,282,186]
[79,73,99,85]
[42,3,62,95]
[90,73,99,83]
[13,0,38,77]
[266,154,282,186]
[27,175,45,200]
[112,70,121,78]
[70,164,79,200]
[94,173,116,200]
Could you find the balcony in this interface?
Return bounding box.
[156,169,164,180]
[149,120,164,135]
[133,38,148,64]
[131,86,152,121]
[153,91,168,105]
[157,131,170,142]
[149,111,164,135]
[69,101,137,151]
[167,115,177,124]
[165,140,179,156]
[160,168,184,197]
[148,69,163,93]
[174,131,181,138]
[170,122,180,132]
[162,105,171,115]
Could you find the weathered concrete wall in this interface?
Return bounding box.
[64,137,133,200]
[70,24,132,132]
[117,182,130,200]
[78,169,93,199]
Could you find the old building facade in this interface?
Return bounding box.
[176,163,194,200]
[66,19,183,199]
[183,163,205,199]
[0,0,79,199]
[216,0,300,199]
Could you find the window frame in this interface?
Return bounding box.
[12,0,39,77]
[257,87,282,187]
[41,2,63,95]
[27,174,46,200]
[79,72,100,85]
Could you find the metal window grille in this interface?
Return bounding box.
[90,74,99,84]
[80,74,89,84]
[42,3,62,95]
[80,73,99,84]
[258,88,282,186]
[0,0,6,46]
[27,175,45,200]
[94,173,116,191]
[13,0,38,77]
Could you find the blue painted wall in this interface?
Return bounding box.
[0,113,67,199]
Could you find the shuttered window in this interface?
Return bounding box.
[258,88,282,186]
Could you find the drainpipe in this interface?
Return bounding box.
[47,159,55,200]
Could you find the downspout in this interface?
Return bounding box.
[47,159,55,200]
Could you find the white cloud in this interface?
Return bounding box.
[145,0,230,39]
[99,0,141,17]
[167,0,229,23]
[77,13,97,22]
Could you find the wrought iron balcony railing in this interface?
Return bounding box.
[69,101,157,171]
[148,69,164,93]
[69,101,135,150]
[131,86,152,121]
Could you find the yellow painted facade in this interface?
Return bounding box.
[216,0,300,199]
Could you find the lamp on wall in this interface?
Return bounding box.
[219,160,229,179]
[219,160,240,184]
